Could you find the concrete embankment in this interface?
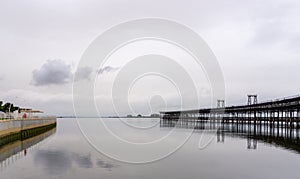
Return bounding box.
[0,117,56,147]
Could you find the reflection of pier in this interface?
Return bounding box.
[160,95,300,128]
[0,127,56,170]
[160,119,300,153]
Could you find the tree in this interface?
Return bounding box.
[13,106,20,112]
[1,102,19,113]
[0,101,3,112]
[0,101,19,113]
[2,103,12,113]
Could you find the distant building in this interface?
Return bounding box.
[17,108,43,119]
[150,114,160,118]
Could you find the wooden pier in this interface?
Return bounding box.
[160,95,300,129]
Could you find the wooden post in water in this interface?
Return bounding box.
[296,109,300,129]
[290,111,293,128]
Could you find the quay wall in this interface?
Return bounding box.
[0,117,56,147]
[0,117,56,132]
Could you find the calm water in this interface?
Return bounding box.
[1,118,300,179]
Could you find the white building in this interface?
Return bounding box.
[0,111,5,119]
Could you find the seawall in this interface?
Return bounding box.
[0,117,56,147]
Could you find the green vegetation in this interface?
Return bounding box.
[0,101,19,113]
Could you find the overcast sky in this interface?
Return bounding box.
[1,0,300,116]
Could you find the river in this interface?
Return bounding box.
[1,118,300,179]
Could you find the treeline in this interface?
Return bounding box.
[0,101,20,113]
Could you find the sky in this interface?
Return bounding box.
[0,0,300,116]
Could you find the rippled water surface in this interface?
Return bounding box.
[1,118,300,179]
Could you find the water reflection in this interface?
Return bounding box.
[160,119,300,154]
[97,159,116,170]
[0,128,56,171]
[33,149,117,174]
[34,150,72,175]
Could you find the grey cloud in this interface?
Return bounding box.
[32,59,72,86]
[248,2,299,48]
[74,66,93,81]
[0,74,4,80]
[97,66,118,74]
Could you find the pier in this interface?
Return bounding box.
[160,94,300,129]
